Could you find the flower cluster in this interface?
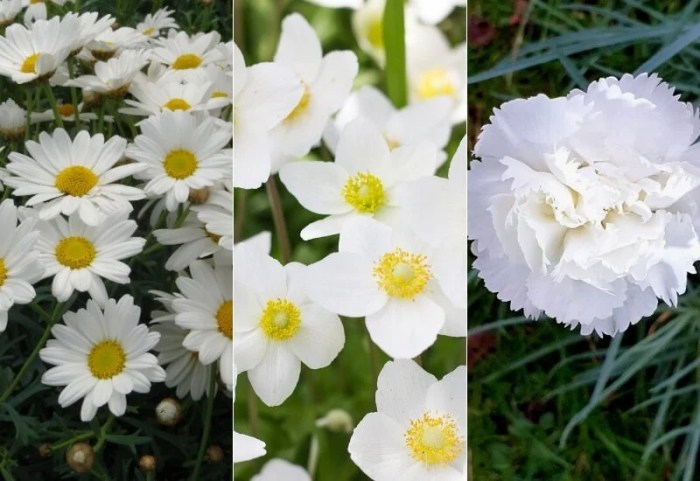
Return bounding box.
[0,3,232,426]
[234,3,466,480]
[469,73,700,336]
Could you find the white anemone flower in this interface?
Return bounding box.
[34,211,145,304]
[40,295,166,422]
[279,119,438,240]
[234,432,266,463]
[0,15,78,83]
[0,199,43,333]
[303,217,462,358]
[5,128,146,225]
[126,110,232,211]
[349,360,466,481]
[268,13,358,172]
[234,251,345,406]
[233,42,303,189]
[469,73,700,336]
[252,459,311,481]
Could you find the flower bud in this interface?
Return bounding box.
[156,397,182,426]
[205,444,224,464]
[316,408,354,433]
[188,187,211,205]
[38,443,52,458]
[139,454,156,472]
[66,442,94,474]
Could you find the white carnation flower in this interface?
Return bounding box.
[469,73,700,336]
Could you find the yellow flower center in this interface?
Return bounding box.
[259,299,301,341]
[405,413,462,466]
[58,103,76,117]
[368,18,383,49]
[211,91,228,99]
[373,248,432,299]
[172,53,203,70]
[0,258,7,287]
[163,98,191,111]
[417,69,455,100]
[54,165,98,197]
[20,53,41,74]
[163,149,198,179]
[283,87,310,123]
[87,340,126,379]
[55,236,96,269]
[143,27,155,36]
[342,172,386,214]
[216,300,232,340]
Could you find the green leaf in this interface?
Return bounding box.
[382,0,407,108]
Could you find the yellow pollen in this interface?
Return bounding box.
[211,91,228,99]
[163,149,198,179]
[58,103,76,117]
[54,165,98,197]
[55,236,96,269]
[417,69,455,100]
[143,27,155,36]
[0,258,7,287]
[342,172,386,214]
[373,248,432,299]
[20,53,41,74]
[87,340,126,379]
[216,300,232,340]
[283,87,311,123]
[259,299,301,341]
[405,413,462,466]
[172,53,203,70]
[368,18,383,49]
[163,98,191,111]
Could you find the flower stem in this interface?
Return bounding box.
[93,414,116,452]
[0,302,63,404]
[44,84,64,128]
[190,369,217,481]
[265,176,291,263]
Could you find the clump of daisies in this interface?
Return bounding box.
[469,73,700,336]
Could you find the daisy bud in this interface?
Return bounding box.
[66,443,94,474]
[139,454,156,472]
[188,187,211,205]
[315,409,354,433]
[205,444,224,464]
[38,443,52,458]
[156,397,182,426]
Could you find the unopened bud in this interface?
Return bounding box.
[38,443,52,458]
[66,442,94,474]
[156,397,182,426]
[188,187,211,205]
[316,409,354,433]
[139,454,156,472]
[205,444,224,464]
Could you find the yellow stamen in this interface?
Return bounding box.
[259,299,301,341]
[342,172,386,214]
[417,69,455,100]
[163,149,198,179]
[172,54,203,70]
[87,340,126,379]
[216,300,232,340]
[163,98,191,111]
[55,236,96,269]
[373,248,432,299]
[20,53,41,74]
[404,413,462,466]
[54,165,98,197]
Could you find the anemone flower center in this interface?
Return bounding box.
[342,172,386,214]
[259,299,301,341]
[373,248,432,299]
[404,413,462,466]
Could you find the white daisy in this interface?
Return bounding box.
[349,360,466,481]
[0,98,26,139]
[69,11,115,51]
[5,128,146,225]
[40,295,166,422]
[171,260,232,389]
[21,0,72,25]
[30,102,101,125]
[65,49,150,98]
[192,186,232,251]
[150,30,224,71]
[0,15,78,83]
[153,211,224,271]
[150,290,214,400]
[86,26,148,61]
[0,199,43,333]
[126,110,232,211]
[34,211,146,304]
[137,8,178,39]
[235,251,345,406]
[0,0,21,28]
[252,459,311,481]
[121,74,228,116]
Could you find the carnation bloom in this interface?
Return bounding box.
[40,295,165,422]
[5,128,145,225]
[252,459,311,481]
[469,73,700,336]
[348,360,466,481]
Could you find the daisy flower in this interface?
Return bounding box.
[349,360,466,481]
[171,260,232,389]
[0,0,21,28]
[34,212,146,304]
[0,98,26,139]
[234,432,266,463]
[0,15,78,83]
[126,110,232,211]
[268,13,358,171]
[150,30,224,71]
[21,0,72,25]
[137,8,178,39]
[150,290,214,400]
[69,11,115,51]
[279,119,438,240]
[65,49,150,98]
[121,74,228,116]
[86,26,147,61]
[153,211,224,271]
[252,459,311,481]
[39,295,166,422]
[0,199,43,333]
[31,102,101,125]
[5,128,146,225]
[235,251,344,406]
[303,217,461,358]
[192,186,233,250]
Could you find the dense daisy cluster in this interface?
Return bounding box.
[0,1,232,429]
[234,2,466,479]
[469,73,700,336]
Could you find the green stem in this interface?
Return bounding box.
[383,0,408,108]
[93,414,115,453]
[67,59,81,127]
[43,83,64,128]
[233,189,247,243]
[51,431,94,451]
[246,378,260,438]
[265,176,291,264]
[24,89,33,141]
[0,303,63,404]
[190,369,217,481]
